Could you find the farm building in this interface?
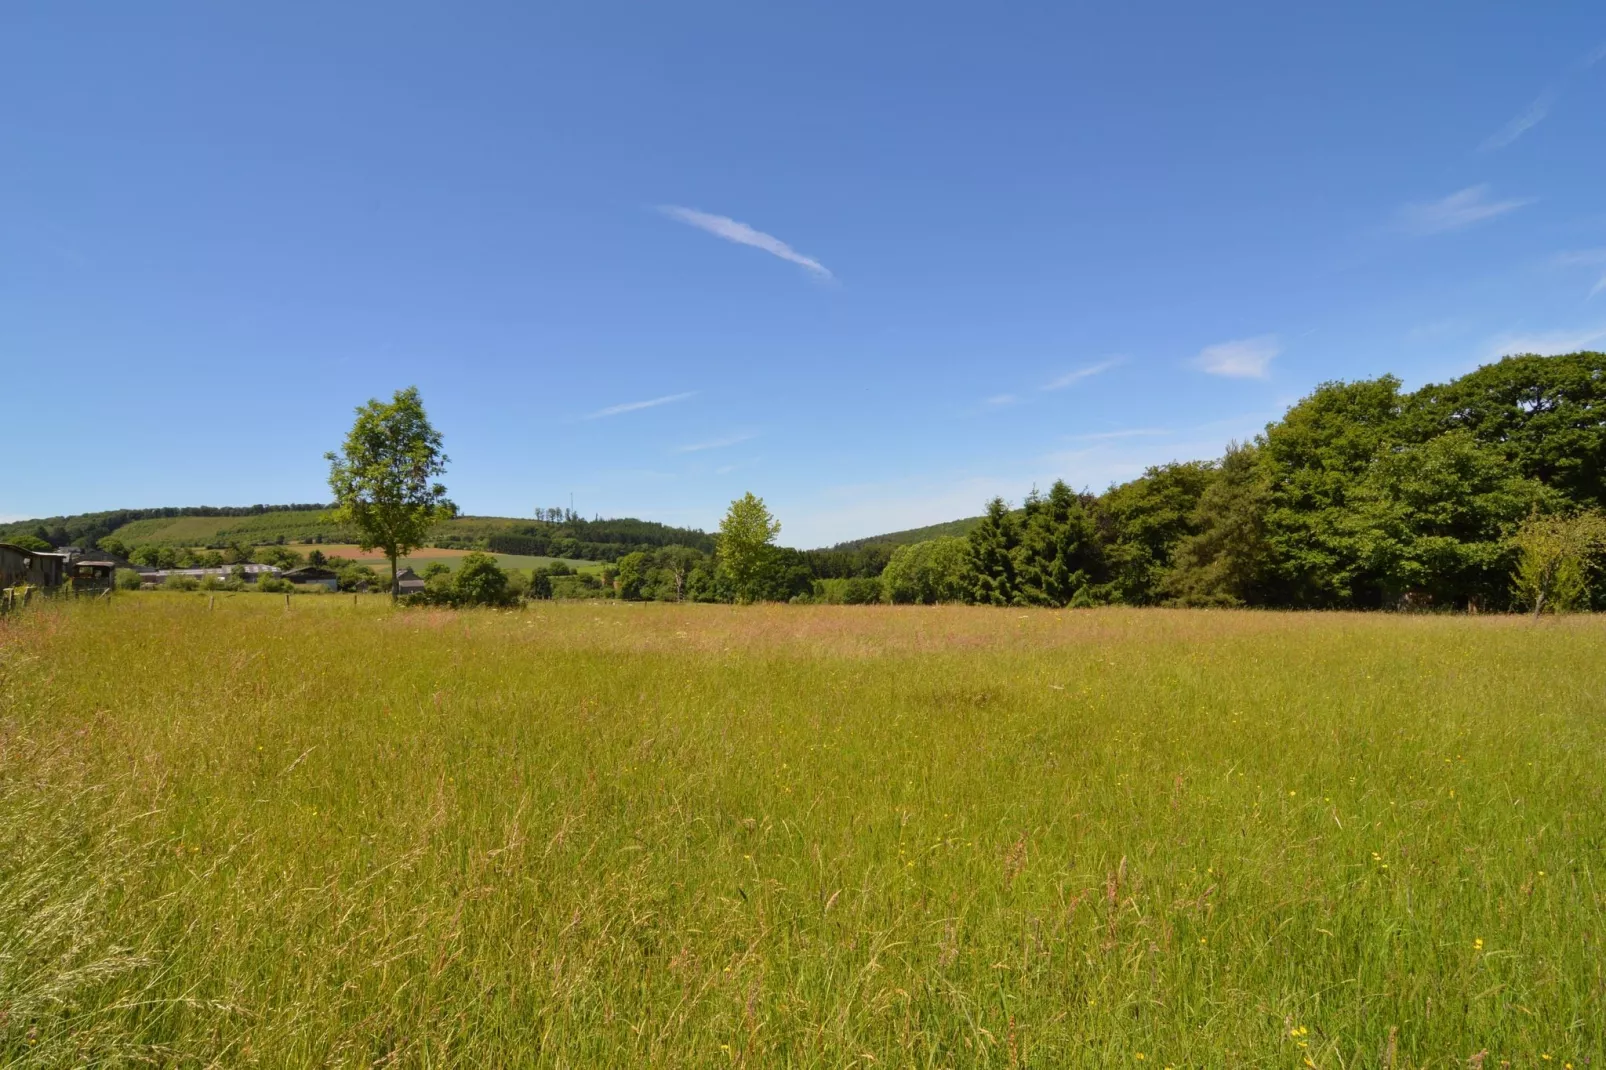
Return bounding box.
[396,568,425,595]
[68,558,119,592]
[281,565,340,590]
[0,542,69,588]
[143,565,283,586]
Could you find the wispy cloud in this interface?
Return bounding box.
[1481,43,1606,152]
[984,393,1019,407]
[659,206,832,279]
[1480,92,1555,152]
[1194,335,1280,379]
[1549,250,1606,299]
[1396,185,1533,235]
[674,431,756,453]
[1042,358,1121,391]
[583,391,696,420]
[1485,325,1606,359]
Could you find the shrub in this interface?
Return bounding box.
[453,553,514,607]
[258,576,293,594]
[841,576,883,605]
[114,569,144,591]
[163,575,200,592]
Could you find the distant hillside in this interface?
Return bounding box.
[829,515,983,551]
[0,504,330,551]
[1,506,712,562]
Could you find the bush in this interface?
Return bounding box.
[841,576,883,605]
[162,575,200,592]
[258,576,293,594]
[453,553,514,607]
[114,569,144,591]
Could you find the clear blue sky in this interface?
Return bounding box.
[6,4,1606,546]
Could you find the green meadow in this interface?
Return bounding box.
[2,597,1602,1067]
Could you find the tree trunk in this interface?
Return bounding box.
[390,551,399,602]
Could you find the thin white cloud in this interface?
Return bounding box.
[1042,358,1121,391]
[583,391,696,420]
[1480,92,1555,152]
[659,206,832,278]
[1549,250,1606,299]
[674,432,756,453]
[984,393,1019,407]
[1552,249,1606,267]
[1396,185,1533,235]
[1485,326,1606,359]
[1194,335,1280,379]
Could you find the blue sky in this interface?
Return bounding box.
[6,4,1606,546]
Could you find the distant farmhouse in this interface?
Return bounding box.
[280,565,339,590]
[396,567,425,596]
[142,564,283,586]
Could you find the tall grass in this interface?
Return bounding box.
[2,595,1603,1066]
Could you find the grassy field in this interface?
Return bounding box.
[275,544,602,574]
[2,599,1602,1066]
[102,511,535,548]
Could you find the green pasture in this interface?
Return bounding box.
[1,599,1602,1066]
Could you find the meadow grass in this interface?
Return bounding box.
[1,596,1602,1067]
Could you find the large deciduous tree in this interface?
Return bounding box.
[717,493,782,603]
[326,387,455,600]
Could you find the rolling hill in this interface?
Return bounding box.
[4,504,978,556]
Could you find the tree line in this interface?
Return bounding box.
[888,351,1606,612]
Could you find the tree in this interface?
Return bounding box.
[967,498,1021,605]
[659,546,703,602]
[1511,511,1606,616]
[615,551,650,600]
[717,493,782,603]
[326,387,455,600]
[307,549,327,567]
[1344,432,1554,609]
[453,552,513,606]
[1405,351,1606,509]
[9,534,52,553]
[1164,443,1275,607]
[1100,461,1216,604]
[1015,481,1102,606]
[883,536,971,604]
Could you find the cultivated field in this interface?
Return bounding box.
[1,599,1602,1067]
[262,544,600,574]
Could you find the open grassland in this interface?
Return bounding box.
[1,600,1603,1067]
[105,512,532,548]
